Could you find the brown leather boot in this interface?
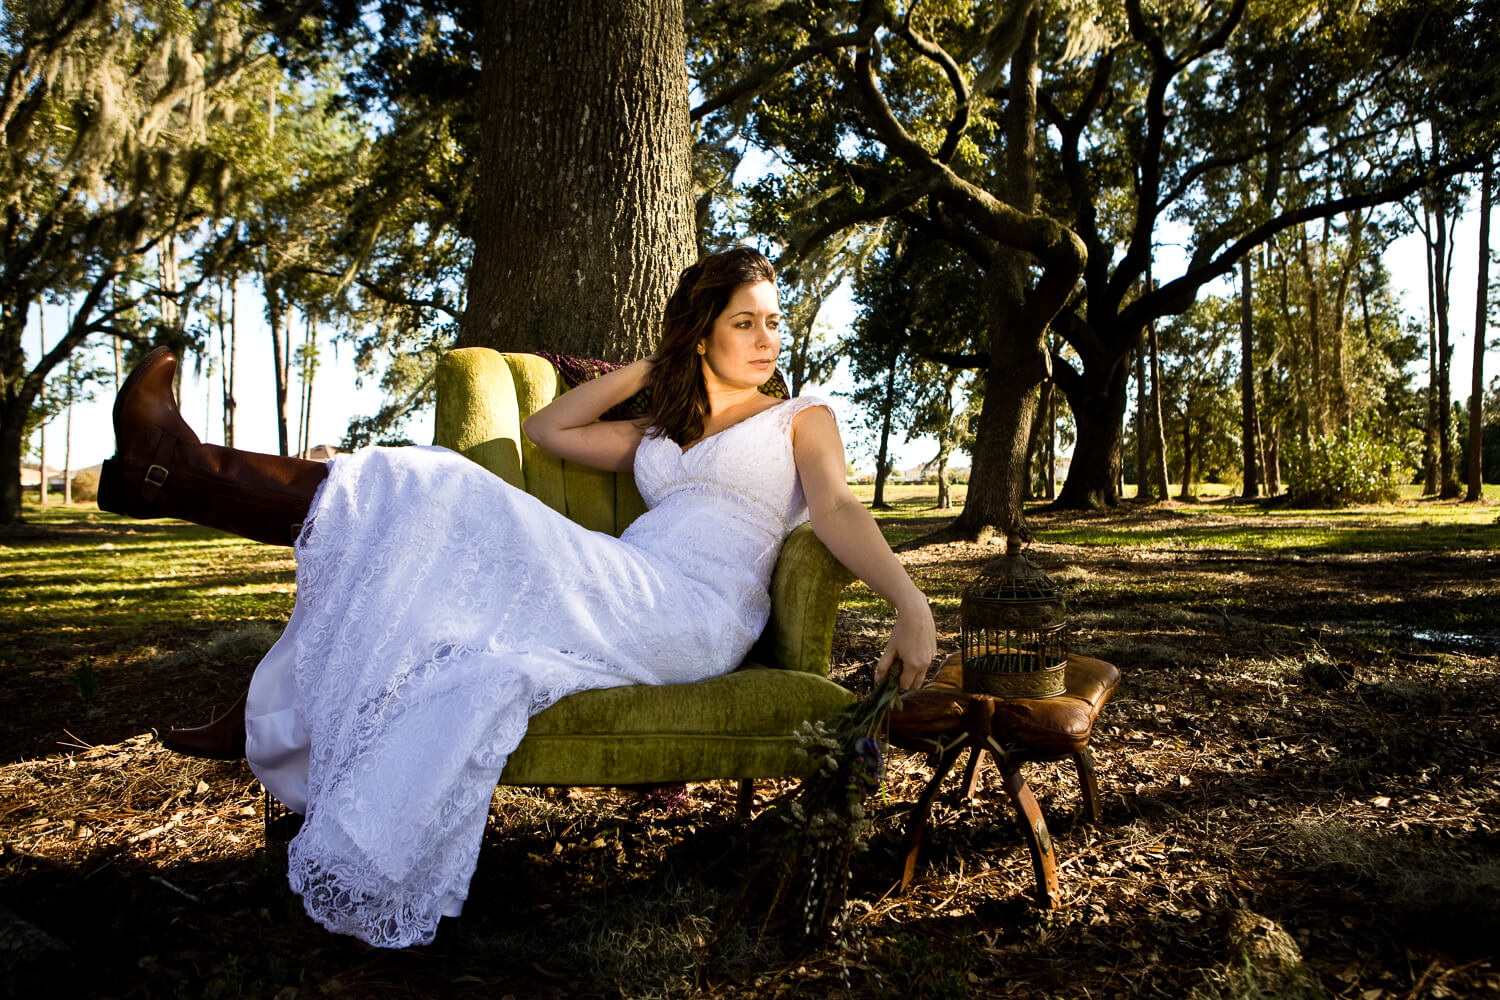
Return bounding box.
[162,690,248,760]
[97,348,329,545]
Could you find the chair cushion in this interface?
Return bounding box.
[890,653,1120,756]
[986,653,1119,754]
[498,666,856,785]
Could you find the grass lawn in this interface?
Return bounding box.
[2,493,1498,998]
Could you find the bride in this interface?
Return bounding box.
[99,246,937,947]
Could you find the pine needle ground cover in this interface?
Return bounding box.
[2,493,1497,999]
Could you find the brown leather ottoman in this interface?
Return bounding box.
[887,652,1121,907]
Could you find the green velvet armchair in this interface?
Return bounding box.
[432,348,857,788]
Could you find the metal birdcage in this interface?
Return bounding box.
[959,545,1069,699]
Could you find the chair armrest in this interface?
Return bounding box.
[753,522,855,675]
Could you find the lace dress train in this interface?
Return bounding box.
[244,397,831,947]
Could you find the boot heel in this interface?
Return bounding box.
[96,458,158,518]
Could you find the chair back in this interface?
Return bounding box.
[434,348,648,536]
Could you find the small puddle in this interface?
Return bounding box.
[1410,629,1498,651]
[1315,622,1500,653]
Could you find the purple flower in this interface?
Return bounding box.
[850,737,882,792]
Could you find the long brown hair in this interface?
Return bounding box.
[646,247,776,445]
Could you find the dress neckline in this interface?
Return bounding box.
[679,397,794,455]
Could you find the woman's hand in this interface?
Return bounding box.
[875,600,938,692]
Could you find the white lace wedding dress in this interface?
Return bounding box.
[242,396,831,948]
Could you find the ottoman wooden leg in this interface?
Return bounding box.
[899,744,965,892]
[959,746,986,800]
[1073,747,1103,824]
[1000,764,1060,908]
[736,778,755,819]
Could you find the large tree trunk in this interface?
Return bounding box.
[0,406,24,521]
[949,8,1065,545]
[2,265,116,523]
[954,318,1043,541]
[460,0,695,360]
[1,303,29,517]
[1468,157,1492,501]
[1055,352,1130,509]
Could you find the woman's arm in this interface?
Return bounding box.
[521,358,654,472]
[791,405,937,691]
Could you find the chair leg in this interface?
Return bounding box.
[262,788,302,846]
[959,746,985,800]
[899,745,965,892]
[999,764,1061,909]
[1073,746,1103,824]
[736,778,755,819]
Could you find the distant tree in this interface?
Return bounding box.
[692,1,1087,544]
[1,1,277,524]
[1466,157,1492,500]
[1259,220,1418,454]
[1157,298,1239,497]
[1044,0,1499,509]
[844,242,919,509]
[1480,375,1500,485]
[1405,168,1465,497]
[1238,254,1260,498]
[777,230,882,396]
[911,364,975,510]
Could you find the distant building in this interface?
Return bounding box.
[20,464,57,487]
[303,444,341,461]
[900,464,971,484]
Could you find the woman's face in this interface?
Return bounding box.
[699,280,780,390]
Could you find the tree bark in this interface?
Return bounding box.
[1436,212,1460,499]
[1239,254,1260,497]
[221,278,237,448]
[0,405,25,520]
[956,281,1045,540]
[946,7,1083,544]
[1054,351,1130,509]
[1133,336,1150,498]
[872,355,897,509]
[1422,228,1440,494]
[460,0,695,360]
[265,279,291,457]
[36,308,47,506]
[1261,368,1281,495]
[1468,157,1492,501]
[1045,375,1056,500]
[1147,317,1171,500]
[1179,400,1193,501]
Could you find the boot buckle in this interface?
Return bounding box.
[145,464,169,488]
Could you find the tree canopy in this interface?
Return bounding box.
[9,0,1500,525]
